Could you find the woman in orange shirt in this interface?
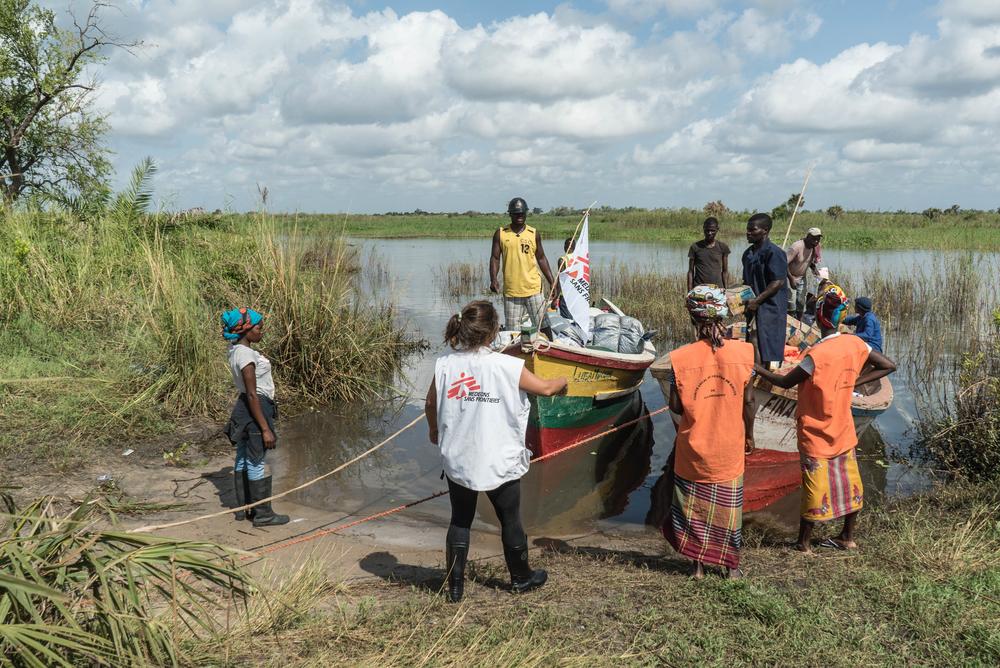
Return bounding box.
[755,285,895,552]
[664,286,756,578]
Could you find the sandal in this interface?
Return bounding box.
[817,537,849,551]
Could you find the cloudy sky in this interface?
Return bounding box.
[76,0,1000,212]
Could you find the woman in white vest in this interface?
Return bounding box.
[425,300,567,603]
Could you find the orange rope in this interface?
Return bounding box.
[250,404,671,558]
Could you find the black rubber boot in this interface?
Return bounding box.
[248,476,289,527]
[503,544,547,594]
[233,470,254,521]
[445,542,469,603]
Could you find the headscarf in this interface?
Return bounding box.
[686,284,729,349]
[855,296,872,313]
[221,307,263,341]
[816,284,848,329]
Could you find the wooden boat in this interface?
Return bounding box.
[649,315,893,512]
[516,393,654,533]
[502,331,656,459]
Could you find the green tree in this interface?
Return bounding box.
[826,205,844,219]
[771,192,804,220]
[0,1,133,206]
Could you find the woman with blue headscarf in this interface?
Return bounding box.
[221,307,288,527]
[755,286,895,552]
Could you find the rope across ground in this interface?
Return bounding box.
[127,402,671,560]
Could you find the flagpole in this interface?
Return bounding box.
[533,201,597,333]
[780,163,816,249]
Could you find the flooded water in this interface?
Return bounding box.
[269,238,994,541]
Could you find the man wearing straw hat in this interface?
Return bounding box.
[786,227,824,321]
[489,196,556,332]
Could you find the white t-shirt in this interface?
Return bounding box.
[435,347,530,491]
[228,344,276,400]
[798,332,871,375]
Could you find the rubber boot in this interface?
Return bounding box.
[445,542,469,603]
[233,470,254,521]
[503,544,547,594]
[248,476,289,527]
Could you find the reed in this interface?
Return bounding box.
[241,223,413,404]
[435,261,485,300]
[914,312,1000,482]
[590,261,689,347]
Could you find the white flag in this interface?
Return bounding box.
[558,213,591,340]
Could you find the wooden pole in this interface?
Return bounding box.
[781,164,816,249]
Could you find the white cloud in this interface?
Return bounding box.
[727,8,822,56]
[443,15,650,102]
[82,0,1000,211]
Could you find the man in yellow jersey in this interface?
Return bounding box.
[489,197,556,332]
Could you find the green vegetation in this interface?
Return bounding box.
[0,491,250,666]
[590,261,687,346]
[0,200,413,464]
[182,481,998,666]
[435,261,486,300]
[273,207,1000,250]
[917,310,1000,482]
[0,0,131,206]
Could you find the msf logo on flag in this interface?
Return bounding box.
[564,253,590,284]
[447,372,481,400]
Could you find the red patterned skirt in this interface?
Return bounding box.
[662,474,743,569]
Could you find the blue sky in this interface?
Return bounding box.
[88,0,999,212]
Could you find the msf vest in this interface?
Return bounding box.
[499,225,540,297]
[795,334,870,459]
[435,348,531,491]
[669,339,755,483]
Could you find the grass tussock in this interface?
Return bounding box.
[435,261,485,300]
[915,312,1000,482]
[0,210,413,462]
[188,482,1000,667]
[590,261,688,346]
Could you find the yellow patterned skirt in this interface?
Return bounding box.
[800,448,864,522]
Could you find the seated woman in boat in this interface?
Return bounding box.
[424,300,568,602]
[663,286,756,579]
[755,285,896,552]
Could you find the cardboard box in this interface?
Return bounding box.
[725,285,755,315]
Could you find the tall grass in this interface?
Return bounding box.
[915,312,1000,481]
[435,261,485,300]
[0,209,413,460]
[590,261,688,346]
[245,225,413,403]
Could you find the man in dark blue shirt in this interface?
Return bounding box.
[742,213,788,366]
[845,296,884,353]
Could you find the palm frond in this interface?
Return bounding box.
[111,156,157,226]
[1,495,251,666]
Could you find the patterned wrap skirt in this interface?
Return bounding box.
[662,474,743,569]
[800,448,864,522]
